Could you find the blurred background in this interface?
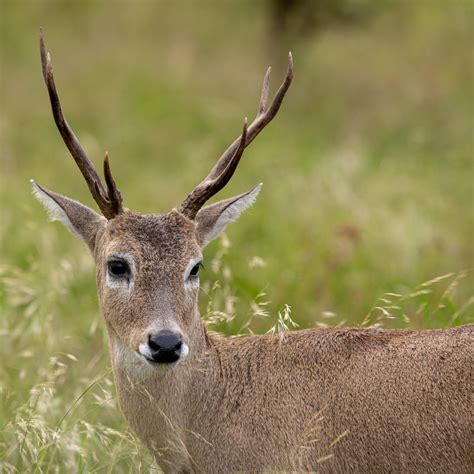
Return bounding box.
[1,0,473,470]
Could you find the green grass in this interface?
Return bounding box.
[1,1,473,471]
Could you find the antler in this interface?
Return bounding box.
[179,53,294,219]
[39,29,123,219]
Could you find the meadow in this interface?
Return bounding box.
[1,1,473,471]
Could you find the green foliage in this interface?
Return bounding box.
[1,1,472,471]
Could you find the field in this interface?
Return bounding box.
[1,1,473,471]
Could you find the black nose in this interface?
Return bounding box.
[148,331,183,363]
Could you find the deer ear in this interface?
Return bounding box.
[32,180,106,251]
[195,184,262,248]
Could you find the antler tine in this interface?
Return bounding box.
[180,119,248,219]
[103,152,123,216]
[258,66,272,115]
[179,53,293,220]
[39,29,123,219]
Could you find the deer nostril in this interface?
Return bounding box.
[148,331,183,363]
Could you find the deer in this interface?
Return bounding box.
[33,30,473,473]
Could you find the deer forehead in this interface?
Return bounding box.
[100,211,200,266]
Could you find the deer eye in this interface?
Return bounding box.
[108,259,130,277]
[189,262,203,278]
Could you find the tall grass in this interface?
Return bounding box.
[1,237,472,471]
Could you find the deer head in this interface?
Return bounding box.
[33,31,293,368]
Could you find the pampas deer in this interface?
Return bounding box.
[34,31,472,473]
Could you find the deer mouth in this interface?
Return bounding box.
[142,352,180,364]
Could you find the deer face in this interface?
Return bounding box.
[95,211,200,365]
[33,183,261,367]
[34,31,291,367]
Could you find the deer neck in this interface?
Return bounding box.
[106,310,221,455]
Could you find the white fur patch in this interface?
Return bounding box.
[180,342,189,359]
[138,341,153,359]
[31,180,85,242]
[203,183,262,246]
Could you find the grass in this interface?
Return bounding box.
[1,1,473,471]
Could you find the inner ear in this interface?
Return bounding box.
[195,184,261,248]
[32,180,106,251]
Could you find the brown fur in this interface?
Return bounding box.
[112,313,473,472]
